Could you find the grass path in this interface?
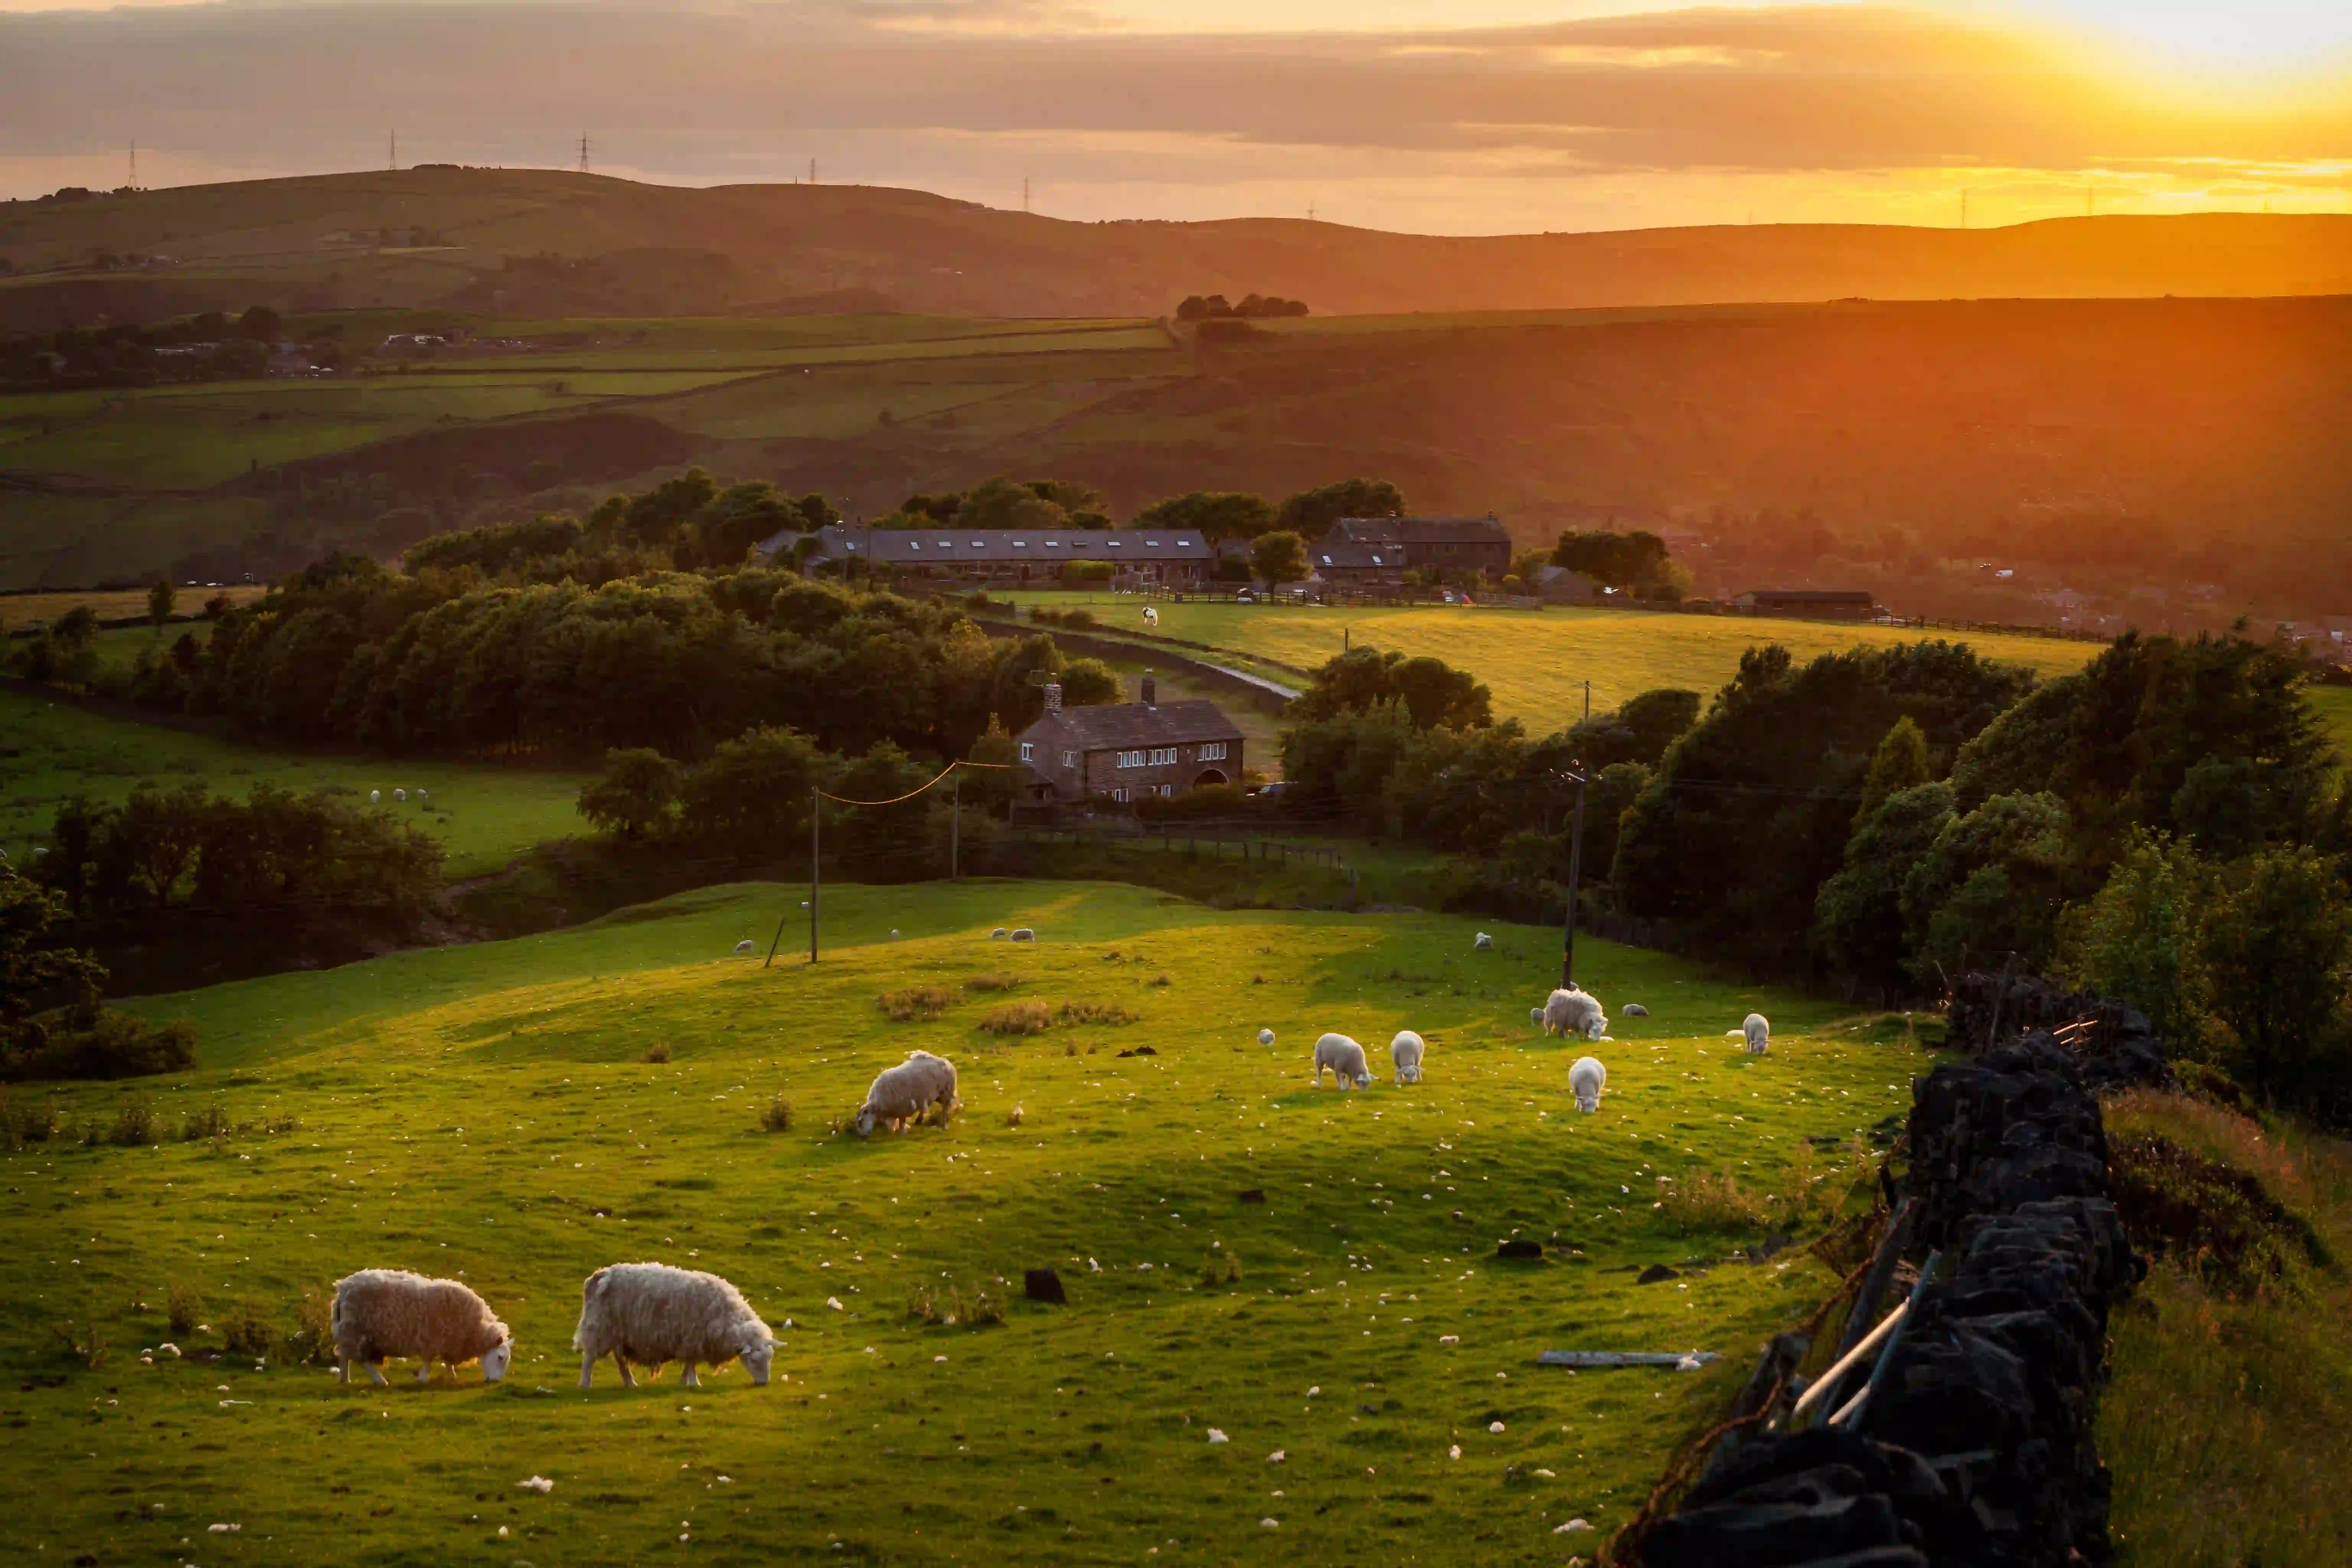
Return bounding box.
[2,881,1927,1565]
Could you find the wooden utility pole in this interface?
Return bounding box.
[950,772,961,880]
[809,786,821,963]
[1558,761,1589,990]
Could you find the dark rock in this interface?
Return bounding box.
[1023,1268,1066,1304]
[1496,1238,1545,1261]
[1637,1264,1680,1284]
[1236,1189,1266,1204]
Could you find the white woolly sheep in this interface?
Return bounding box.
[1743,1013,1770,1055]
[1258,1027,1276,1046]
[1390,1030,1426,1085]
[1010,927,1036,942]
[855,1049,960,1137]
[573,1262,776,1389]
[991,927,1009,940]
[368,789,381,804]
[733,939,754,955]
[1568,1056,1607,1113]
[1539,988,1609,1042]
[394,788,407,802]
[889,928,900,939]
[1473,932,1493,951]
[331,1269,512,1387]
[1313,1032,1372,1090]
[1623,1003,1649,1018]
[1143,606,1160,626]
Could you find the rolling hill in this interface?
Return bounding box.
[5,168,2352,328]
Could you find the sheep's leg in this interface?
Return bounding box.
[416,1359,435,1385]
[614,1352,637,1389]
[578,1351,596,1389]
[680,1362,700,1388]
[362,1359,388,1387]
[335,1357,349,1385]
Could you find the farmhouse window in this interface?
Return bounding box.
[1062,751,1077,767]
[1198,741,1228,761]
[1019,742,1034,761]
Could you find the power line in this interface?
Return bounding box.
[579,133,590,175]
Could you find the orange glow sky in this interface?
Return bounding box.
[1,2,2345,232]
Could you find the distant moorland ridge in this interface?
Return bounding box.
[4,168,2352,327]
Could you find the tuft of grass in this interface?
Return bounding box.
[219,1297,276,1358]
[906,1281,1007,1328]
[108,1102,160,1147]
[1657,1168,1770,1234]
[880,986,955,1022]
[1197,1242,1244,1286]
[976,1000,1053,1036]
[165,1279,203,1337]
[760,1093,794,1133]
[180,1104,230,1142]
[2108,1129,2327,1297]
[1055,1001,1138,1027]
[1005,1104,1024,1128]
[281,1287,335,1366]
[48,1313,108,1369]
[642,1040,673,1063]
[963,973,1020,993]
[0,1092,59,1148]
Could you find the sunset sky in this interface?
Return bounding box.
[2,0,2346,232]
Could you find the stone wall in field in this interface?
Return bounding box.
[1639,1031,2146,1568]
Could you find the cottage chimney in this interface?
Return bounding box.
[1141,671,1157,708]
[1043,681,1062,713]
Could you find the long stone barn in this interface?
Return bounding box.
[767,524,1214,587]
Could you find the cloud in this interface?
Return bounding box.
[1,1,2344,227]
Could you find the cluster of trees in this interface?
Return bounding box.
[403,470,837,578]
[880,478,1109,532]
[1,869,196,1083]
[3,305,303,388]
[1174,294,1309,321]
[1551,530,1682,596]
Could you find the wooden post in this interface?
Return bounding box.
[809,786,820,964]
[949,772,960,881]
[1559,764,1588,991]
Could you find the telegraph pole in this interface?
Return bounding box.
[809,786,821,963]
[129,140,137,189]
[389,130,397,171]
[950,772,961,881]
[1558,761,1589,990]
[579,134,590,174]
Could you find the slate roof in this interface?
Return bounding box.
[1312,540,1406,572]
[1032,700,1242,751]
[767,524,1212,563]
[1329,515,1510,547]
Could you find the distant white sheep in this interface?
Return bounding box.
[991,928,1009,940]
[1538,988,1609,1042]
[369,789,381,805]
[331,1269,512,1387]
[416,787,429,802]
[1390,1030,1425,1085]
[1258,1028,1276,1046]
[1623,1003,1649,1018]
[1473,933,1493,951]
[733,939,754,955]
[855,1050,960,1137]
[573,1263,775,1389]
[889,928,900,940]
[1143,606,1160,627]
[394,788,407,802]
[1009,927,1036,942]
[1313,1033,1372,1090]
[1743,1013,1770,1055]
[1568,1056,1607,1113]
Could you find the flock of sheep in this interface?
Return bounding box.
[326,926,1776,1390]
[367,787,429,805]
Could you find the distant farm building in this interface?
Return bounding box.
[1015,676,1243,805]
[1532,565,1598,604]
[776,525,1212,587]
[1734,588,1879,621]
[1328,515,1512,579]
[1310,539,1407,589]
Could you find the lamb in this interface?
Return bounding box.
[394,788,407,802]
[1473,932,1493,951]
[991,928,1009,940]
[1312,1033,1372,1090]
[1258,1028,1276,1046]
[733,939,755,955]
[1623,1003,1649,1018]
[1568,1056,1607,1113]
[1390,1030,1426,1085]
[573,1262,776,1389]
[1538,988,1609,1042]
[854,1050,960,1137]
[330,1269,513,1387]
[416,787,429,803]
[1009,927,1036,942]
[1742,1013,1770,1055]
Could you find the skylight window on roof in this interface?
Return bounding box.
[1145,539,1161,546]
[938,539,953,548]
[909,541,921,550]
[1106,539,1123,547]
[1045,539,1060,547]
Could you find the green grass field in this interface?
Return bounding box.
[0,689,589,877]
[2,879,1922,1564]
[1003,596,2102,722]
[2310,686,2352,763]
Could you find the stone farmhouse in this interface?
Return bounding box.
[770,524,1214,587]
[1326,515,1513,579]
[1014,676,1244,806]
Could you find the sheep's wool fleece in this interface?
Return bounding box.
[332,1270,508,1365]
[1545,988,1607,1039]
[1314,1033,1369,1078]
[573,1263,772,1369]
[862,1051,958,1121]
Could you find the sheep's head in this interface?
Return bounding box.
[853,1105,879,1140]
[1584,1015,1609,1042]
[1352,1070,1372,1089]
[1529,1007,1545,1030]
[480,1338,513,1383]
[1575,1090,1601,1114]
[739,1338,776,1387]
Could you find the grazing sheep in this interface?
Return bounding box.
[1623,1003,1649,1018]
[854,1050,960,1137]
[733,939,755,955]
[1258,1028,1276,1046]
[331,1269,512,1387]
[1568,1056,1607,1113]
[416,787,429,802]
[394,788,407,802]
[1009,927,1036,942]
[991,927,1009,940]
[1743,1013,1770,1055]
[369,789,381,804]
[1390,1030,1426,1085]
[1539,988,1609,1042]
[1143,606,1160,627]
[1473,932,1493,951]
[1312,1033,1372,1090]
[889,928,900,939]
[573,1263,776,1389]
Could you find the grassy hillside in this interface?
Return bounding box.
[2310,686,2352,763]
[5,170,2350,323]
[0,688,587,875]
[1004,597,2100,723]
[2,879,1922,1564]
